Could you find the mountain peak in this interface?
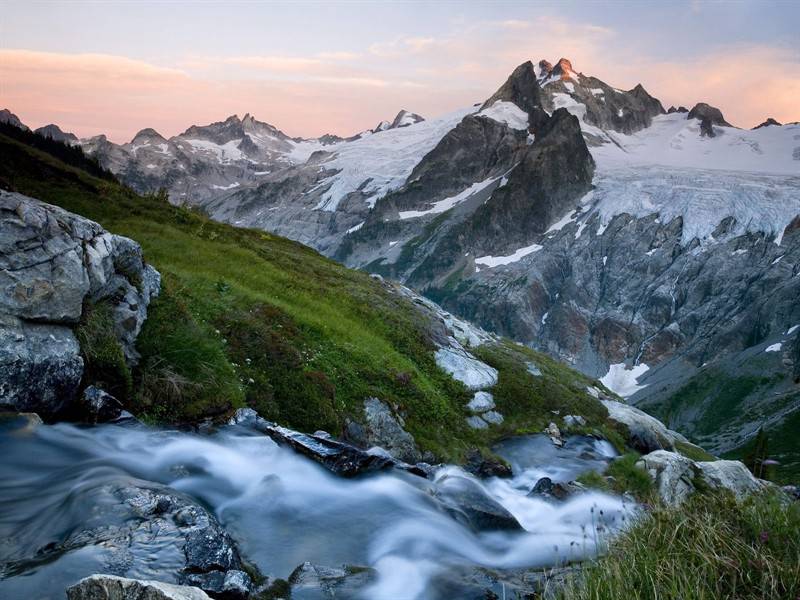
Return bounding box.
[130,127,166,144]
[481,61,543,115]
[550,58,576,80]
[34,124,79,144]
[390,109,424,129]
[688,102,732,128]
[753,117,781,129]
[0,108,28,131]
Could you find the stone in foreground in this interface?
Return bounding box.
[67,575,210,600]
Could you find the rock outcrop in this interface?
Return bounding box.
[0,191,160,416]
[67,575,210,600]
[602,399,688,453]
[688,102,732,127]
[636,450,765,507]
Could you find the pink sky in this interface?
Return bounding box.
[2,9,798,142]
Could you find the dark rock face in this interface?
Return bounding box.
[481,60,545,117]
[688,102,732,127]
[464,108,594,254]
[753,117,781,129]
[74,386,129,424]
[231,409,425,478]
[527,477,585,501]
[34,124,79,144]
[432,474,523,531]
[699,116,716,137]
[463,448,513,479]
[0,191,160,417]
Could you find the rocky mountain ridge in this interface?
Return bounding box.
[4,56,799,477]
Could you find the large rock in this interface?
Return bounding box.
[637,450,766,506]
[288,562,375,599]
[636,450,697,507]
[0,315,83,414]
[67,575,210,600]
[432,473,522,531]
[361,397,421,463]
[0,191,160,415]
[602,399,687,453]
[434,344,498,390]
[696,460,764,500]
[231,408,426,478]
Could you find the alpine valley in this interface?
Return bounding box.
[8,57,797,474]
[1,54,799,600]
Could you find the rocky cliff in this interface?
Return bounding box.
[0,191,160,416]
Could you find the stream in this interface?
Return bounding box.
[0,417,636,599]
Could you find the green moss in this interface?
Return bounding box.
[74,300,132,400]
[132,278,245,423]
[577,452,654,502]
[675,440,717,462]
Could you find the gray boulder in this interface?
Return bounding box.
[288,562,375,599]
[361,397,421,463]
[636,450,697,507]
[75,386,130,423]
[696,460,764,500]
[432,474,522,531]
[0,191,160,416]
[602,399,687,453]
[0,315,83,414]
[67,575,210,600]
[637,450,765,506]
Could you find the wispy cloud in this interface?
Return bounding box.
[3,14,797,142]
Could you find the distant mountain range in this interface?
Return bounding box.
[4,57,799,471]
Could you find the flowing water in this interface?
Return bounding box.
[0,417,635,599]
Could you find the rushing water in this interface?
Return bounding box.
[0,418,635,599]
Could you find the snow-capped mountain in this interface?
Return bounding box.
[6,57,799,460]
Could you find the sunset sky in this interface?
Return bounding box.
[2,0,799,142]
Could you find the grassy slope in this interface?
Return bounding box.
[0,133,612,460]
[560,490,800,600]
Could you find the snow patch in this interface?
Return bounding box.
[475,242,543,268]
[765,343,782,353]
[600,363,650,398]
[211,182,240,190]
[478,100,529,131]
[787,325,799,335]
[399,174,499,219]
[312,106,475,212]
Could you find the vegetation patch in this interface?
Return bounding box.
[576,452,654,502]
[75,300,132,401]
[472,341,609,437]
[559,490,800,600]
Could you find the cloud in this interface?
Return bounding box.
[3,17,797,142]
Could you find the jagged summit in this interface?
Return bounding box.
[688,103,731,127]
[130,128,167,145]
[372,110,425,133]
[753,117,781,129]
[390,109,425,129]
[481,60,543,115]
[0,108,28,130]
[35,124,79,144]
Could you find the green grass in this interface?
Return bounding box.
[675,440,717,462]
[0,132,493,459]
[74,300,133,401]
[472,341,609,436]
[656,368,772,437]
[559,490,800,600]
[576,452,655,502]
